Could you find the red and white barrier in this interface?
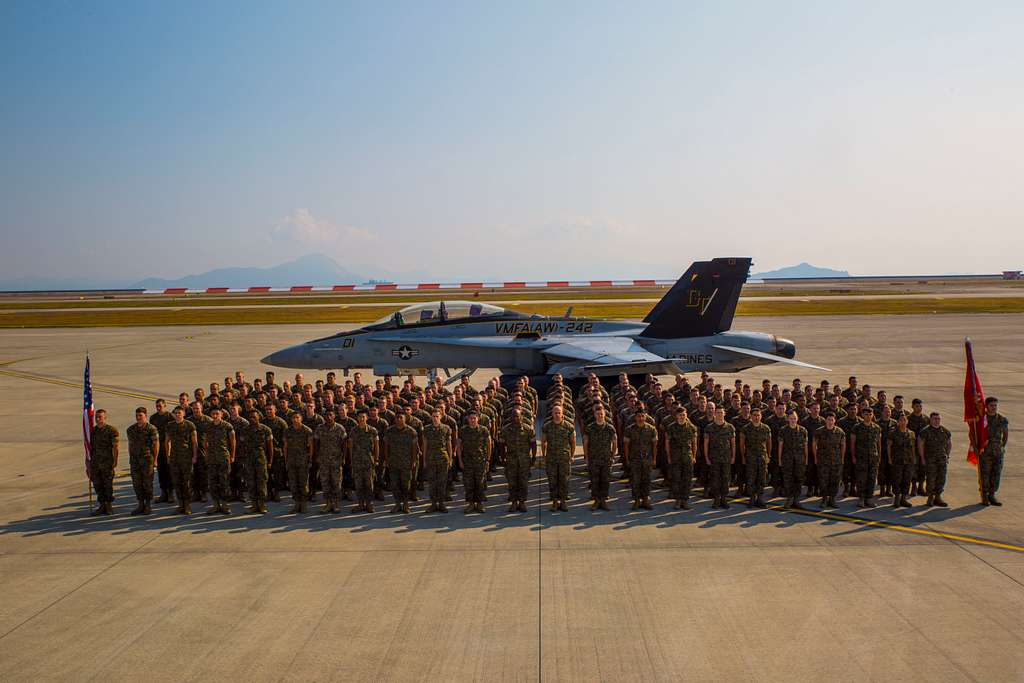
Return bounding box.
[142,279,676,295]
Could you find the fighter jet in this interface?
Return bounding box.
[262,257,828,388]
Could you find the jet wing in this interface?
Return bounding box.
[710,344,831,371]
[543,337,666,365]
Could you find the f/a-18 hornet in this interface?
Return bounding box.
[262,257,827,387]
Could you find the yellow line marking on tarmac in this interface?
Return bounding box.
[0,368,164,401]
[735,496,1024,553]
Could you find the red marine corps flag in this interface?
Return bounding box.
[963,338,986,467]
[83,354,95,479]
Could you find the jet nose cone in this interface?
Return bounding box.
[261,344,308,368]
[775,337,797,359]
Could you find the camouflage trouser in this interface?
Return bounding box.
[170,456,193,505]
[914,460,927,487]
[319,457,342,502]
[91,466,114,504]
[374,460,388,495]
[979,452,1003,497]
[768,459,781,491]
[207,459,231,502]
[192,450,208,498]
[925,457,948,495]
[629,457,652,500]
[707,460,731,499]
[288,460,309,503]
[353,462,374,504]
[818,458,841,499]
[130,454,154,502]
[855,456,879,498]
[890,461,914,496]
[247,453,268,505]
[426,458,450,504]
[269,449,286,494]
[464,463,486,503]
[746,456,768,499]
[781,453,805,499]
[589,458,612,500]
[546,456,570,502]
[389,466,413,504]
[669,457,693,501]
[506,456,531,501]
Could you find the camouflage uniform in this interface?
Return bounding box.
[542,420,576,502]
[385,424,419,506]
[242,421,273,508]
[226,415,249,500]
[584,421,617,501]
[907,411,929,490]
[166,420,197,506]
[741,422,772,500]
[89,423,119,505]
[919,424,951,495]
[204,420,234,504]
[503,422,536,503]
[704,422,736,501]
[779,424,808,500]
[888,428,917,497]
[815,427,845,501]
[665,420,697,502]
[624,422,658,501]
[980,413,1009,501]
[460,424,491,504]
[283,424,313,506]
[423,422,453,506]
[189,413,213,501]
[837,414,860,495]
[350,425,379,505]
[150,410,173,501]
[852,421,882,499]
[315,422,347,507]
[126,422,159,506]
[876,416,897,493]
[265,414,289,499]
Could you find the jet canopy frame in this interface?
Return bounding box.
[366,300,526,329]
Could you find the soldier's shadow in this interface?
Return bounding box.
[0,470,987,540]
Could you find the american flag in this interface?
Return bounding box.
[83,355,95,479]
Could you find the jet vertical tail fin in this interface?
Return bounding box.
[639,257,751,339]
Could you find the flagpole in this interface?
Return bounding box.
[85,351,93,514]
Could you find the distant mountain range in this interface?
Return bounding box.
[134,254,365,289]
[751,262,850,279]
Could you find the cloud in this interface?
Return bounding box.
[270,209,375,248]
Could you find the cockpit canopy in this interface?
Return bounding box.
[367,300,526,329]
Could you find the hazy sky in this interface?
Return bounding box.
[2,1,1022,282]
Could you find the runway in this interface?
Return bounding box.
[0,314,1022,681]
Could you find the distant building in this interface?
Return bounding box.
[1003,270,1022,280]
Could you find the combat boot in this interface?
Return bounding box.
[366,502,375,513]
[720,497,730,509]
[791,499,804,510]
[144,500,154,515]
[641,497,652,510]
[865,497,876,508]
[755,496,767,508]
[783,498,793,510]
[989,495,1002,506]
[130,503,144,515]
[438,503,448,513]
[981,496,990,506]
[207,500,221,515]
[351,503,364,514]
[181,502,191,515]
[391,504,402,514]
[680,499,691,510]
[477,502,485,513]
[926,494,934,506]
[560,500,569,512]
[521,500,531,512]
[600,499,610,511]
[858,497,867,509]
[90,504,104,517]
[321,501,333,514]
[403,502,411,513]
[464,504,474,514]
[220,502,231,515]
[892,495,902,509]
[933,494,948,507]
[900,495,912,508]
[631,499,639,510]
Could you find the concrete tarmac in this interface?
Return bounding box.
[0,314,1022,681]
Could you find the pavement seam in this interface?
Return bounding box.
[0,531,162,643]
